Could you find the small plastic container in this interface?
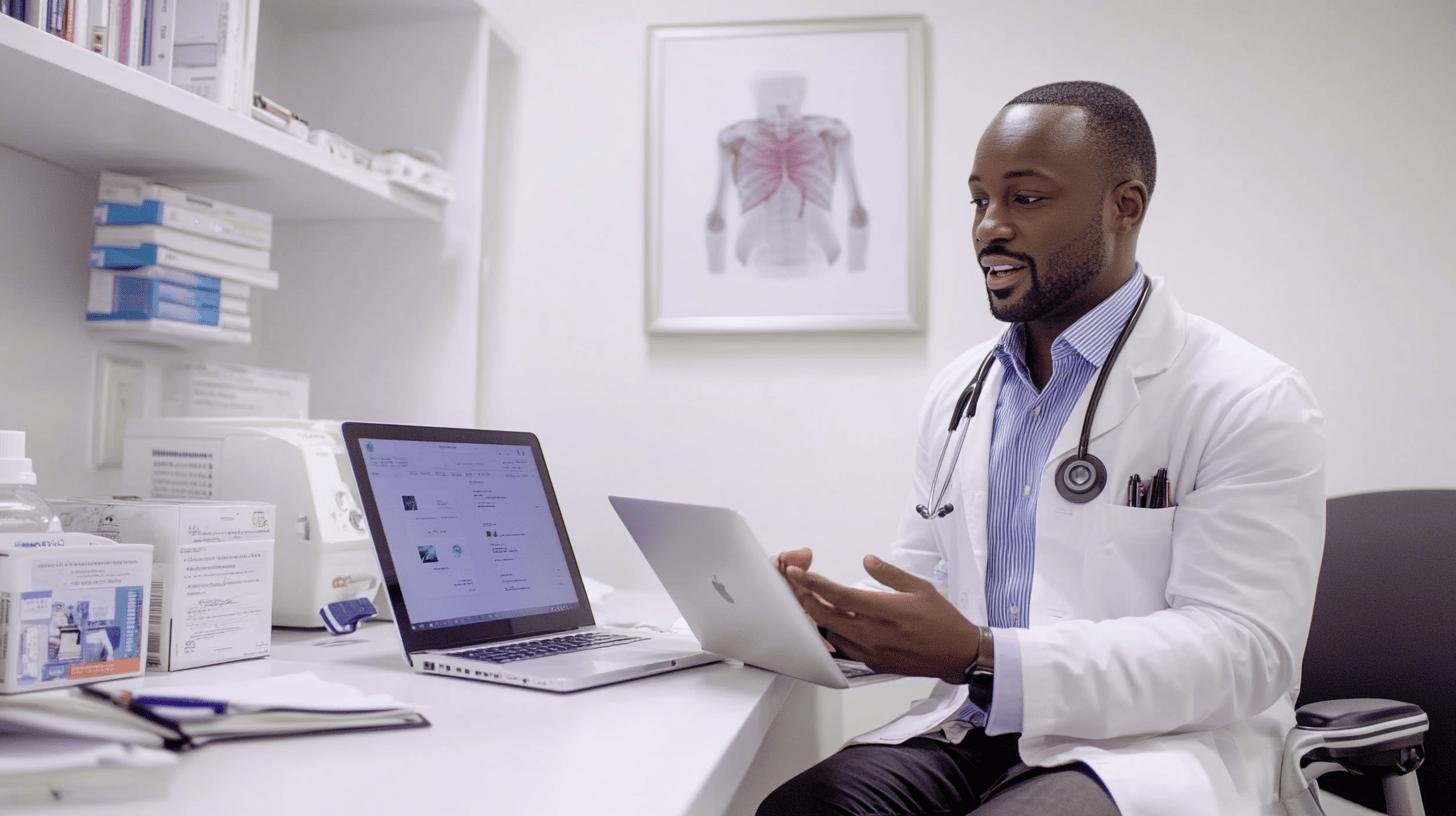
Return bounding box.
[0,430,58,534]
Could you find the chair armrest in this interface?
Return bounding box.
[1281,698,1429,813]
[1296,698,1426,731]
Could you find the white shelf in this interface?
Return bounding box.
[86,318,252,348]
[0,16,443,222]
[266,0,487,30]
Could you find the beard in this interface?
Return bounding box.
[985,214,1106,323]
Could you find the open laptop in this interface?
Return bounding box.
[609,496,897,689]
[342,423,719,692]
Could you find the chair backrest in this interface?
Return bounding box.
[1299,490,1456,814]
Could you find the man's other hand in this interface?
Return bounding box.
[785,555,980,684]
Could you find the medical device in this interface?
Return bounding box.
[122,418,381,628]
[320,597,376,635]
[918,276,1152,518]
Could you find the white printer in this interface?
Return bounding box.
[122,418,382,628]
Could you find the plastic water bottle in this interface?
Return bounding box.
[0,430,59,533]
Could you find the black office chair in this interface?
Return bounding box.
[1282,490,1453,816]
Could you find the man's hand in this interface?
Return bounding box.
[785,555,980,684]
[774,547,814,577]
[772,548,836,652]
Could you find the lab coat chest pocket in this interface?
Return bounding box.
[1082,504,1177,618]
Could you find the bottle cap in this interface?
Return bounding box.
[0,430,38,486]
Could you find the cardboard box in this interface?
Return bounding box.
[52,499,274,672]
[0,533,152,693]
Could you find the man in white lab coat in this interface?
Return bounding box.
[759,81,1325,816]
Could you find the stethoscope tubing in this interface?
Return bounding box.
[918,276,1152,519]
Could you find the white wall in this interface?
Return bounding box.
[0,146,256,499]
[476,0,1456,593]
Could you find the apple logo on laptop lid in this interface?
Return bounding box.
[711,575,735,604]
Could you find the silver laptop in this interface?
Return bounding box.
[609,496,897,689]
[343,423,719,692]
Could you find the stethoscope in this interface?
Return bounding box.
[916,276,1153,519]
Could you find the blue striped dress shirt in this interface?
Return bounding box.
[954,268,1146,733]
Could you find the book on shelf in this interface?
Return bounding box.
[141,0,174,80]
[235,0,259,113]
[219,312,249,332]
[90,244,278,290]
[98,173,272,233]
[75,0,88,46]
[86,0,107,54]
[86,263,250,298]
[108,0,140,66]
[87,299,221,327]
[219,277,248,299]
[88,270,221,313]
[172,0,254,111]
[0,672,429,751]
[94,201,272,250]
[94,224,270,270]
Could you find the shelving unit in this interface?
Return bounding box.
[0,1,517,498]
[0,15,443,222]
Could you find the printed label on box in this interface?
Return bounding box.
[16,575,144,686]
[159,541,272,670]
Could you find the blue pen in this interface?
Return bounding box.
[127,694,228,714]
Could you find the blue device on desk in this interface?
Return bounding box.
[321,597,377,635]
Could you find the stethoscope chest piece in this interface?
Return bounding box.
[1054,452,1107,504]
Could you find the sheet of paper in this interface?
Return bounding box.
[0,735,175,775]
[116,671,412,713]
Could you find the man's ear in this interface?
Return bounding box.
[1111,180,1149,234]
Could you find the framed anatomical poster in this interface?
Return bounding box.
[646,16,926,333]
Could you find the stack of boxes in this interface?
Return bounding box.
[51,498,276,673]
[86,172,279,345]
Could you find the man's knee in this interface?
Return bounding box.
[756,761,855,816]
[976,763,1120,816]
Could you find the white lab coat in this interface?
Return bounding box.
[852,276,1326,816]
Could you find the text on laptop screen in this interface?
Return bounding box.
[359,438,581,630]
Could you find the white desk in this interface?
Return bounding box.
[13,594,798,816]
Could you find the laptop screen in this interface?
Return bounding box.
[348,430,593,649]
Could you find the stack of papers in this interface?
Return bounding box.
[0,672,428,803]
[0,737,176,805]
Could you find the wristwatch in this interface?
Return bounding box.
[962,625,995,710]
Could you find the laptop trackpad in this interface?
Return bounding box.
[528,641,700,676]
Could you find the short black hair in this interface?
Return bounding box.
[1006,81,1157,196]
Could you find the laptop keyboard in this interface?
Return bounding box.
[449,631,647,664]
[836,659,878,678]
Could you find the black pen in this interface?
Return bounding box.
[1150,468,1168,509]
[1126,474,1137,507]
[1130,475,1141,507]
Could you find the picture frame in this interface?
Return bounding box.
[645,16,927,333]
